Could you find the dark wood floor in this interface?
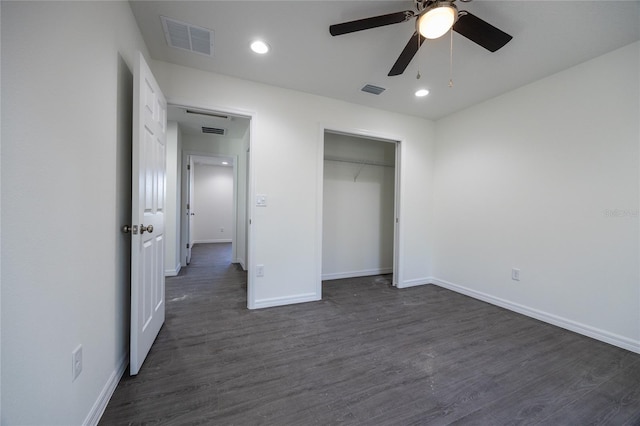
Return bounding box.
[100,243,640,425]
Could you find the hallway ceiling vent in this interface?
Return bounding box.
[361,84,386,95]
[161,16,214,56]
[202,127,226,135]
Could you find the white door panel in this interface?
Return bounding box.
[131,52,166,376]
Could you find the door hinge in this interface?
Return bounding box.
[186,243,190,249]
[187,164,191,170]
[187,203,190,209]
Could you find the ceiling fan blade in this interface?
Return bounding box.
[453,11,513,52]
[330,10,414,36]
[388,31,425,76]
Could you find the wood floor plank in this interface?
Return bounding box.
[533,361,640,425]
[99,243,640,425]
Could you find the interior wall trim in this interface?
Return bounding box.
[164,264,181,277]
[86,352,128,426]
[193,239,233,244]
[235,258,247,271]
[322,268,393,281]
[397,277,431,288]
[253,292,320,310]
[430,277,640,355]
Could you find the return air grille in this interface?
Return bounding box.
[361,84,386,95]
[161,16,214,56]
[202,127,226,135]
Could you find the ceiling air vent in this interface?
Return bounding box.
[161,16,214,56]
[361,84,386,95]
[202,127,226,135]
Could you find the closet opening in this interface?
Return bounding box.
[321,130,400,288]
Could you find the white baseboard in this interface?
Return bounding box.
[164,263,181,277]
[193,239,232,244]
[397,277,432,288]
[322,267,393,281]
[430,277,640,355]
[235,258,247,271]
[83,352,128,426]
[252,292,320,309]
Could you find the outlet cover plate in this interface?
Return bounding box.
[512,268,521,281]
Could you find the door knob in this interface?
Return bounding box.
[140,224,154,234]
[122,225,139,234]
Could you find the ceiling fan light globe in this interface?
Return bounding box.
[419,5,457,39]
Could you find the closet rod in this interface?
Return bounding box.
[323,155,394,168]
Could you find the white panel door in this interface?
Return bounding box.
[131,52,167,376]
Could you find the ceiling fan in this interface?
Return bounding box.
[329,0,513,77]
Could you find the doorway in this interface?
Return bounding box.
[165,104,252,280]
[320,129,401,287]
[186,154,236,257]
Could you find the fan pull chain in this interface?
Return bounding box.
[448,28,454,88]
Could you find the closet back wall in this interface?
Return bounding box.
[322,132,396,280]
[193,164,234,244]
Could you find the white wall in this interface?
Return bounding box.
[165,121,182,276]
[152,60,436,308]
[1,1,151,424]
[322,133,395,279]
[193,164,234,243]
[432,41,640,352]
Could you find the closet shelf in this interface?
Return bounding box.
[324,155,394,168]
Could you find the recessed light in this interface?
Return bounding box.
[250,40,270,54]
[415,89,430,97]
[222,161,229,165]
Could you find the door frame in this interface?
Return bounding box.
[167,99,255,308]
[181,152,239,260]
[316,125,403,295]
[185,154,195,265]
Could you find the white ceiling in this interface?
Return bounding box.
[132,1,640,120]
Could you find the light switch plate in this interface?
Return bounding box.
[72,345,83,382]
[256,194,267,207]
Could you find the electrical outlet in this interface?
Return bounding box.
[220,227,224,233]
[512,268,521,281]
[256,264,264,277]
[72,345,83,382]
